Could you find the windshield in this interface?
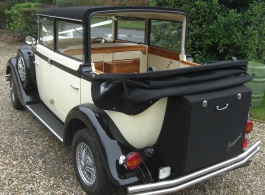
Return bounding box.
[90,17,113,42]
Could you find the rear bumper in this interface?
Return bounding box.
[128,141,260,195]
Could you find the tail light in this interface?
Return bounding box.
[243,120,253,149]
[246,120,253,134]
[125,152,142,170]
[243,137,248,148]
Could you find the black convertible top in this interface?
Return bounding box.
[92,60,252,115]
[37,6,188,22]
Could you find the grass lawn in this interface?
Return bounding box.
[251,95,265,121]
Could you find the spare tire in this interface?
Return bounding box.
[16,50,32,90]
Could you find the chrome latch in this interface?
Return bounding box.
[202,100,207,107]
[237,93,242,100]
[167,60,173,69]
[70,84,79,90]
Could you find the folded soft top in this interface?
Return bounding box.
[92,60,252,115]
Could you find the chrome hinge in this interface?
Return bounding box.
[202,100,207,107]
[49,98,54,104]
[167,60,173,68]
[237,93,242,100]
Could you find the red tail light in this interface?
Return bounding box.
[246,121,253,134]
[243,137,248,148]
[126,152,142,170]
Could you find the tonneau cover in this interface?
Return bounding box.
[92,60,252,115]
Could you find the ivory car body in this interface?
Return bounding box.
[5,6,260,195]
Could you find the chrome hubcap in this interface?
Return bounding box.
[17,57,26,82]
[76,142,96,186]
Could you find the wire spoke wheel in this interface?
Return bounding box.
[73,129,116,195]
[17,56,26,82]
[76,142,96,186]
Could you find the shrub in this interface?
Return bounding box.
[0,2,9,29]
[101,0,149,6]
[149,0,265,64]
[6,0,25,5]
[5,2,40,38]
[244,2,265,63]
[54,0,149,6]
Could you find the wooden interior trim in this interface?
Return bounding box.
[180,60,200,66]
[64,45,146,56]
[148,47,180,61]
[95,69,104,74]
[64,49,83,56]
[91,45,146,55]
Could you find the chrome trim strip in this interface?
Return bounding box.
[26,105,63,142]
[128,141,260,194]
[6,74,10,81]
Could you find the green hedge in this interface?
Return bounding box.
[0,2,9,29]
[54,0,149,6]
[5,2,40,37]
[150,0,265,64]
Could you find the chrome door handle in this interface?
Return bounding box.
[70,84,79,90]
[216,104,229,111]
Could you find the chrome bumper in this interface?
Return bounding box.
[128,141,260,195]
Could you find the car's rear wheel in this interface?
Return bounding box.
[10,72,24,110]
[72,128,116,195]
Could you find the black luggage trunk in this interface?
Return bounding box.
[156,85,251,174]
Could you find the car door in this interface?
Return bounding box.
[49,53,81,122]
[36,18,83,122]
[35,17,54,113]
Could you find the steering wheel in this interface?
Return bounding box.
[92,37,109,43]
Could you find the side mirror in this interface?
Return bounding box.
[25,36,36,46]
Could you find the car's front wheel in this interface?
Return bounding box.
[10,72,24,110]
[72,128,116,195]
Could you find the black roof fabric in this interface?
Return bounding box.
[37,6,188,22]
[91,60,252,115]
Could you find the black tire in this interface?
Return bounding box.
[16,51,30,90]
[10,72,24,110]
[72,128,116,195]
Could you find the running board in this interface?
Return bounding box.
[26,103,64,142]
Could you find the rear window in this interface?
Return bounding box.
[150,20,182,52]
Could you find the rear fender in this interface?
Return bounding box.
[64,103,139,186]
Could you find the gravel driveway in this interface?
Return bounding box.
[0,41,264,195]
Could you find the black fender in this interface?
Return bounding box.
[64,103,139,186]
[17,45,37,89]
[6,57,40,106]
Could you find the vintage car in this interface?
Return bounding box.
[5,6,260,195]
